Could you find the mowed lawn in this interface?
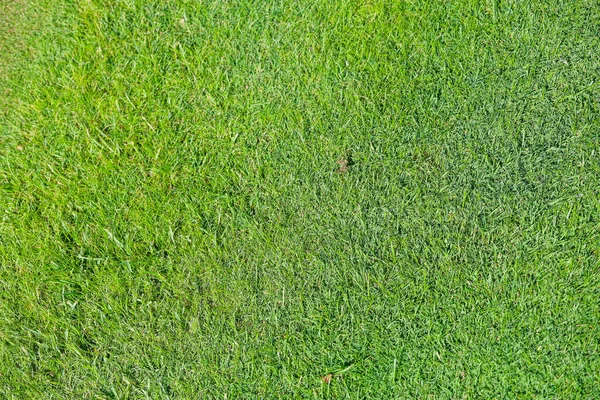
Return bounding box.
[1,0,600,397]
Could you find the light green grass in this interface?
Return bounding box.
[1,0,600,397]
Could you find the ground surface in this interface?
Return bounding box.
[1,0,600,398]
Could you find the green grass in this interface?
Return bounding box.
[1,0,600,397]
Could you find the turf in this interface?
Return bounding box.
[1,0,600,398]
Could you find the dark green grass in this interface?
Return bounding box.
[1,0,600,397]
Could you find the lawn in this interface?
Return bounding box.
[1,0,600,398]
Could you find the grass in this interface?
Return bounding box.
[1,0,600,397]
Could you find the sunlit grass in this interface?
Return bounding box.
[1,0,600,397]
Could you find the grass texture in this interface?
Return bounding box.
[1,0,600,397]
